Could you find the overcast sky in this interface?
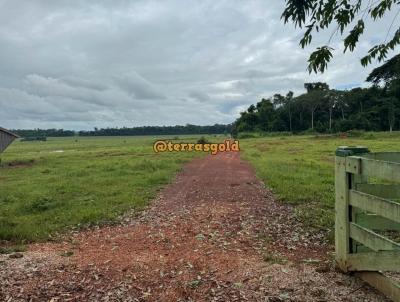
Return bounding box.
[0,0,396,130]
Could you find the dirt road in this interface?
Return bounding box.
[0,152,387,301]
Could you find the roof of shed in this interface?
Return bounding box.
[0,127,20,138]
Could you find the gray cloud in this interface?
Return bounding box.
[114,72,166,100]
[0,0,397,130]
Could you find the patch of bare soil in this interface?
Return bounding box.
[0,152,389,301]
[1,159,35,168]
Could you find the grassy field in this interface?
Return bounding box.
[240,132,400,241]
[0,135,221,243]
[3,132,399,246]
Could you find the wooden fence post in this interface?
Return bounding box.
[335,146,369,271]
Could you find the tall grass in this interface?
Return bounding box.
[240,132,400,241]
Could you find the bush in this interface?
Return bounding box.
[21,136,47,142]
[237,132,258,139]
[346,130,365,137]
[261,131,292,137]
[299,129,318,135]
[197,137,208,144]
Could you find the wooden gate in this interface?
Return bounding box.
[335,146,400,301]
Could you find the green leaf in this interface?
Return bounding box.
[307,46,334,73]
[343,19,365,52]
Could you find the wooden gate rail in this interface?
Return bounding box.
[335,146,400,301]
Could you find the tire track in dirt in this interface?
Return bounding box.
[0,152,388,301]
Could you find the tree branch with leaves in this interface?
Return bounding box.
[282,0,400,73]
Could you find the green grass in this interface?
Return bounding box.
[240,131,400,241]
[0,135,223,243]
[3,131,398,245]
[0,244,26,254]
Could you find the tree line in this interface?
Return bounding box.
[78,124,231,136]
[12,124,232,138]
[13,129,76,138]
[234,55,400,134]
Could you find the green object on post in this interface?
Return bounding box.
[335,146,370,157]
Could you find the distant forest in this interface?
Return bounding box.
[12,124,232,138]
[233,55,400,134]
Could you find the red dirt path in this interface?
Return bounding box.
[0,152,388,301]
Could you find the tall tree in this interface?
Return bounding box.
[334,91,347,120]
[382,96,397,132]
[285,91,294,132]
[367,55,400,131]
[273,94,285,108]
[256,98,276,131]
[304,82,329,92]
[367,54,400,86]
[233,81,399,134]
[247,104,256,113]
[325,91,336,132]
[303,83,329,130]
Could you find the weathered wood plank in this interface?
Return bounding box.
[361,157,400,182]
[356,213,400,231]
[349,222,400,252]
[347,251,400,271]
[345,157,361,174]
[335,156,350,271]
[351,173,368,253]
[0,130,16,153]
[363,152,400,164]
[349,190,400,224]
[356,183,400,200]
[355,272,400,302]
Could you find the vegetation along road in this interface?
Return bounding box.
[1,135,395,301]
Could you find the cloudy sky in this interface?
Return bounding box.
[0,0,396,130]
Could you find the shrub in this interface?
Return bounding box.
[197,137,208,144]
[346,130,365,137]
[237,132,258,139]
